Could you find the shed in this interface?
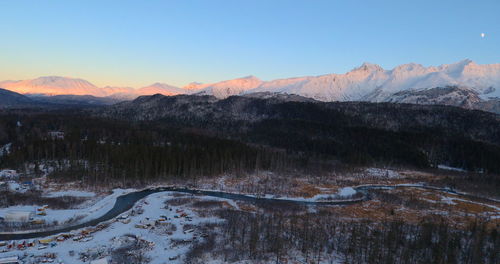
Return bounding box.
[3,211,34,222]
[0,256,20,264]
[48,131,65,140]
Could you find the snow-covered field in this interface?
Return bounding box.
[0,189,133,233]
[0,191,222,263]
[42,190,96,198]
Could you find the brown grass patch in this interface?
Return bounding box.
[452,200,496,213]
[236,201,257,212]
[297,184,321,198]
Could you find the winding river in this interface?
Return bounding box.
[0,185,496,241]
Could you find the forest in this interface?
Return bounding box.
[0,111,296,187]
[1,95,500,187]
[186,208,499,264]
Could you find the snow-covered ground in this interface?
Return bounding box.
[0,177,498,263]
[364,168,401,178]
[0,191,222,264]
[0,143,11,157]
[437,164,466,172]
[0,189,132,232]
[42,190,96,198]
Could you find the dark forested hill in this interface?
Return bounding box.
[99,94,500,173]
[0,88,36,108]
[0,93,499,186]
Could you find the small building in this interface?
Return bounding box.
[48,131,65,140]
[38,238,53,244]
[3,211,34,223]
[0,256,20,264]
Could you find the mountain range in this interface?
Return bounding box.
[1,60,500,113]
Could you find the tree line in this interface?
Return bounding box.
[187,209,499,264]
[0,112,300,187]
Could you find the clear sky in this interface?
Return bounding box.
[0,0,498,87]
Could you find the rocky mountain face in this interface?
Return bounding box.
[386,86,482,108]
[384,86,500,114]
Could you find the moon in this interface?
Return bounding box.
[481,33,485,38]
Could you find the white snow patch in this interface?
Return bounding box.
[0,189,133,231]
[365,168,400,178]
[438,165,466,172]
[338,187,356,197]
[43,190,96,198]
[0,143,11,157]
[0,170,18,179]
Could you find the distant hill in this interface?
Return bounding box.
[0,88,119,108]
[0,88,36,108]
[100,93,500,173]
[26,94,121,106]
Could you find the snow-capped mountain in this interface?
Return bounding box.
[242,60,500,102]
[0,76,106,96]
[192,76,263,98]
[183,82,207,90]
[180,60,500,103]
[0,77,187,98]
[1,60,499,111]
[137,83,186,96]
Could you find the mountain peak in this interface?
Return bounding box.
[391,63,426,74]
[148,82,172,88]
[137,82,184,96]
[183,82,206,90]
[458,59,474,65]
[241,75,260,80]
[353,62,384,72]
[30,76,97,87]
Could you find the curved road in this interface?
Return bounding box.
[0,185,496,240]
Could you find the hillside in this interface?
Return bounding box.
[0,88,35,108]
[101,94,500,173]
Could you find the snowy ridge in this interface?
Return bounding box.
[193,75,263,98]
[245,60,500,102]
[0,77,187,98]
[189,60,500,101]
[1,60,499,103]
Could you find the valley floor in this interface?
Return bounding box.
[0,167,499,263]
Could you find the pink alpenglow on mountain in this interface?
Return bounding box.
[1,60,499,101]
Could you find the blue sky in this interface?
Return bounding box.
[0,0,498,87]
